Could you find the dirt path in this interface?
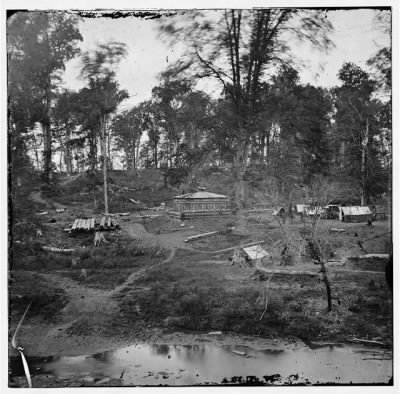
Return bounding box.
[24,222,181,353]
[42,273,118,334]
[111,247,177,296]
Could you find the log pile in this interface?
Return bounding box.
[98,215,119,231]
[66,216,120,233]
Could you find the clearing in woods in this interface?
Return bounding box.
[9,184,392,360]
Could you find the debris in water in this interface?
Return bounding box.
[207,331,222,335]
[230,376,243,383]
[263,374,281,383]
[96,377,111,385]
[232,350,246,357]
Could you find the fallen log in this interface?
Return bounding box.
[347,338,385,346]
[348,254,389,260]
[109,212,130,216]
[232,350,247,357]
[42,246,75,254]
[254,267,319,278]
[211,240,265,254]
[135,214,161,219]
[326,261,346,266]
[361,254,389,259]
[330,228,346,232]
[167,226,194,232]
[331,269,385,275]
[184,231,219,243]
[129,198,140,205]
[36,211,48,215]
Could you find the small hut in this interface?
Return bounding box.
[171,191,231,218]
[242,244,269,264]
[231,244,269,267]
[339,206,372,223]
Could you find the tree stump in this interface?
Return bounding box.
[94,232,108,247]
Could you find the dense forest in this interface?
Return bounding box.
[8,10,391,216]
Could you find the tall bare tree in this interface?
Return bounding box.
[80,42,129,214]
[159,9,333,230]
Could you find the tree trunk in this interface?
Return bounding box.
[259,132,265,164]
[311,238,333,312]
[64,131,72,175]
[125,147,131,170]
[136,134,141,169]
[132,141,136,169]
[31,128,41,170]
[360,118,369,206]
[319,261,332,312]
[100,115,109,214]
[59,149,63,172]
[340,140,345,168]
[64,144,72,175]
[106,122,113,171]
[154,140,158,168]
[168,138,172,168]
[89,132,97,172]
[233,138,249,232]
[42,120,52,182]
[42,59,52,182]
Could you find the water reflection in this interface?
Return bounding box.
[92,351,112,361]
[9,342,392,386]
[152,344,170,356]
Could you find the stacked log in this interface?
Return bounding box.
[68,216,120,233]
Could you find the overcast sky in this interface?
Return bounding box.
[59,9,391,110]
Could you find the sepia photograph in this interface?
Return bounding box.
[3,0,397,391]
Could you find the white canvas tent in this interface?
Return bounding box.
[296,204,309,214]
[339,206,372,222]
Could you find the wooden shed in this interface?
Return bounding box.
[339,206,372,223]
[171,191,231,218]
